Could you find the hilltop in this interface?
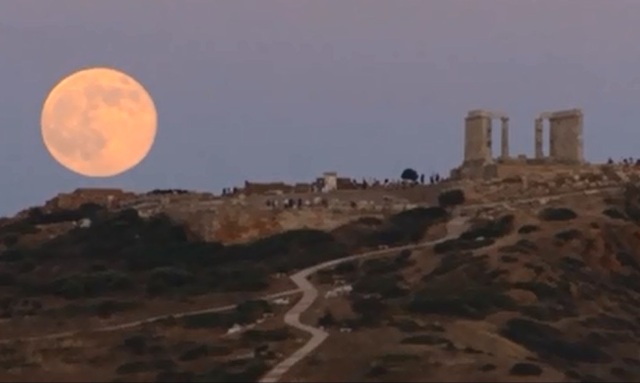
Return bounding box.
[1,157,640,381]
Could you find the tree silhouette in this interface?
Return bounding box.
[401,168,419,182]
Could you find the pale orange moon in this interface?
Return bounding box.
[41,67,157,177]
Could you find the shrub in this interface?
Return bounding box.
[116,361,153,375]
[518,225,540,234]
[146,267,194,295]
[0,272,16,286]
[210,265,270,292]
[155,371,195,383]
[560,256,585,271]
[390,318,423,333]
[502,255,520,264]
[500,318,613,363]
[2,235,18,247]
[376,207,449,245]
[51,270,133,299]
[351,296,388,325]
[366,363,388,377]
[198,359,269,382]
[239,229,348,272]
[602,208,626,220]
[333,261,358,275]
[400,334,452,347]
[353,274,408,299]
[538,207,577,221]
[395,249,412,265]
[1,249,26,263]
[361,258,400,275]
[379,353,420,363]
[433,238,495,254]
[355,217,383,226]
[182,312,230,329]
[232,299,272,324]
[459,215,514,240]
[123,334,147,355]
[242,327,289,342]
[318,310,336,328]
[407,286,515,319]
[554,229,582,241]
[512,282,558,300]
[179,344,209,361]
[425,251,474,277]
[438,189,465,207]
[510,362,542,376]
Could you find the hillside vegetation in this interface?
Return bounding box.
[0,201,450,320]
[291,184,640,382]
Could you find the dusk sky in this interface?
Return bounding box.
[2,1,640,216]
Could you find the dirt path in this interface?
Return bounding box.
[258,217,468,383]
[0,289,301,344]
[257,187,619,382]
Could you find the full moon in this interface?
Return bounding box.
[41,67,157,177]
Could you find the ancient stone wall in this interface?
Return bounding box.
[456,164,639,206]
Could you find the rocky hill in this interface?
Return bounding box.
[282,182,640,382]
[1,173,640,382]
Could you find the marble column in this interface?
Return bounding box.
[534,118,544,159]
[500,117,509,159]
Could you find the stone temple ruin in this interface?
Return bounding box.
[451,108,584,179]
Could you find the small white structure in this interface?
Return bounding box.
[324,284,353,298]
[339,327,353,333]
[322,172,338,193]
[272,297,290,306]
[226,323,243,335]
[76,218,92,228]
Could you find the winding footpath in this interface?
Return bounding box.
[257,186,622,382]
[258,217,468,383]
[0,289,301,344]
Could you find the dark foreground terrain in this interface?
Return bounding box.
[3,186,640,381]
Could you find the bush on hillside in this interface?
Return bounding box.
[602,208,626,220]
[459,215,514,240]
[500,318,613,363]
[318,310,336,328]
[538,207,577,221]
[353,274,409,299]
[518,224,540,234]
[373,207,448,246]
[509,362,543,376]
[234,299,272,324]
[196,359,269,383]
[433,237,495,254]
[407,286,515,319]
[233,229,348,272]
[146,267,195,295]
[351,296,388,325]
[0,220,39,237]
[50,270,133,299]
[242,327,290,342]
[438,189,465,208]
[355,217,383,226]
[554,229,582,242]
